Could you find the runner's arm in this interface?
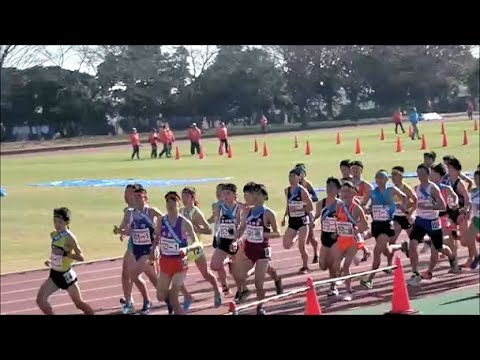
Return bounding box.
[305,180,318,202]
[208,203,219,224]
[430,186,446,211]
[192,210,212,235]
[353,204,369,233]
[314,201,322,222]
[360,182,373,207]
[391,186,407,211]
[282,188,289,221]
[237,210,248,238]
[64,234,85,262]
[460,172,474,191]
[445,186,459,207]
[457,180,471,213]
[403,185,418,217]
[300,186,313,213]
[182,218,201,252]
[115,212,131,236]
[265,209,280,238]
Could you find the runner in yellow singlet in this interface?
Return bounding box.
[36,207,94,315]
[180,187,222,309]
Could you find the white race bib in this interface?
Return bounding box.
[372,205,390,221]
[50,254,63,270]
[160,237,180,256]
[131,229,152,245]
[218,223,236,239]
[336,221,354,236]
[264,247,272,259]
[431,219,441,231]
[245,225,264,243]
[321,218,336,233]
[289,201,305,218]
[63,269,77,284]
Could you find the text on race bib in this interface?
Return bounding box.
[245,225,264,243]
[336,222,354,236]
[264,247,272,259]
[372,205,390,221]
[160,237,180,256]
[322,218,336,233]
[218,223,236,239]
[131,229,152,245]
[431,220,441,231]
[289,201,305,218]
[63,269,76,284]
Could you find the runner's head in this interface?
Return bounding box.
[222,183,237,204]
[326,177,341,197]
[124,184,136,207]
[53,207,71,231]
[340,180,357,203]
[477,163,480,172]
[375,170,389,188]
[442,155,454,166]
[423,151,436,167]
[416,164,431,183]
[289,168,302,185]
[391,166,404,186]
[350,160,364,179]
[339,159,352,178]
[243,182,256,206]
[446,157,461,177]
[431,163,447,184]
[216,183,225,202]
[474,170,480,187]
[132,184,148,208]
[295,163,307,180]
[165,191,181,212]
[251,183,268,205]
[181,187,198,207]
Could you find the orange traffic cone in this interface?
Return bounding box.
[385,257,419,314]
[262,142,268,157]
[396,137,403,152]
[474,119,478,132]
[294,136,299,148]
[442,132,448,147]
[254,139,258,152]
[408,126,413,138]
[420,134,427,150]
[219,143,224,156]
[355,138,361,155]
[441,122,445,135]
[229,301,238,315]
[336,132,341,145]
[462,130,468,145]
[175,146,180,160]
[198,146,204,159]
[380,128,385,141]
[304,277,322,315]
[227,145,232,158]
[305,141,311,155]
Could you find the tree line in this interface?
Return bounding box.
[1,45,478,141]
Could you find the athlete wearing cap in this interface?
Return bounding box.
[36,207,94,315]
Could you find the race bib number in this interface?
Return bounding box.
[336,222,354,236]
[302,215,310,225]
[63,269,77,285]
[160,237,180,256]
[289,201,305,218]
[192,247,203,256]
[321,218,336,233]
[431,220,441,231]
[132,229,152,245]
[372,205,390,221]
[245,225,264,243]
[218,223,236,239]
[264,247,272,259]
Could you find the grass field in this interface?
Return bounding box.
[1,119,478,274]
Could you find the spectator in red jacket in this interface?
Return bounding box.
[187,123,202,155]
[148,129,158,158]
[216,122,228,154]
[129,128,140,160]
[392,108,405,134]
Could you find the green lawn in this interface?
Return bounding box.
[1,119,478,273]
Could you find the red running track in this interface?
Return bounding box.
[1,230,478,315]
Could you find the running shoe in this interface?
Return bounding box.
[361,251,371,262]
[448,257,461,273]
[470,256,480,270]
[420,271,433,280]
[298,266,310,274]
[360,278,373,289]
[120,298,134,305]
[122,302,134,315]
[407,273,422,286]
[256,305,266,315]
[214,292,222,308]
[312,255,319,264]
[165,299,173,315]
[183,296,193,312]
[140,300,152,315]
[401,241,409,258]
[327,288,339,297]
[274,278,284,295]
[342,291,353,302]
[236,289,251,304]
[222,285,230,296]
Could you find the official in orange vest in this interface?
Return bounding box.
[148,129,158,158]
[187,123,202,155]
[216,122,228,154]
[129,128,140,160]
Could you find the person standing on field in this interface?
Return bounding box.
[392,108,405,134]
[148,129,158,159]
[187,123,202,155]
[129,128,140,160]
[216,122,229,154]
[165,124,175,158]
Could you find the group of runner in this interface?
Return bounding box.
[36,153,480,315]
